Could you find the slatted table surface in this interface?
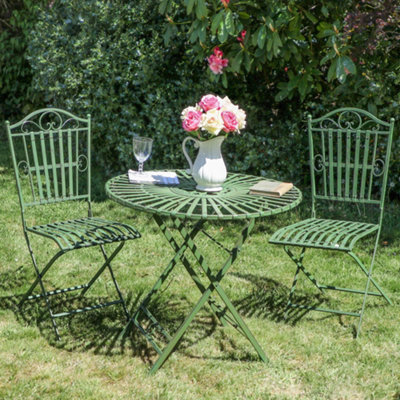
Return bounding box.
[106,170,302,220]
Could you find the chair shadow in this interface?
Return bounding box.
[0,265,223,365]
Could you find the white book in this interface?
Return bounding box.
[128,170,180,185]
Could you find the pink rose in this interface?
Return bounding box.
[221,111,238,132]
[182,110,202,132]
[199,94,220,112]
[207,47,229,75]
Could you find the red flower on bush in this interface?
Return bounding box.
[221,0,230,7]
[237,30,246,43]
[207,47,229,74]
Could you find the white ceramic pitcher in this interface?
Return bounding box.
[182,135,227,192]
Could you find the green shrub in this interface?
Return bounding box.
[27,0,215,174]
[0,0,45,121]
[27,0,399,196]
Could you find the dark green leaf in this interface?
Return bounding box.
[196,0,208,19]
[238,12,250,20]
[243,52,252,72]
[187,0,196,14]
[257,25,266,49]
[327,59,337,82]
[336,56,347,83]
[272,31,282,56]
[275,90,288,102]
[163,24,173,46]
[211,11,224,35]
[222,73,228,88]
[304,10,318,24]
[368,102,378,116]
[298,76,308,98]
[225,10,235,35]
[342,55,356,75]
[231,51,243,72]
[159,0,170,14]
[320,51,335,65]
[218,20,228,42]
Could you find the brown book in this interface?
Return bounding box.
[249,180,293,197]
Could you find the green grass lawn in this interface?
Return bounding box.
[1,139,400,399]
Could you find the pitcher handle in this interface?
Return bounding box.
[182,136,199,175]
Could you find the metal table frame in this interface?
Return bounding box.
[106,170,302,374]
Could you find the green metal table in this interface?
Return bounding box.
[106,170,302,373]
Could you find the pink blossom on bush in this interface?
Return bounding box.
[221,111,238,132]
[221,0,230,7]
[199,94,220,112]
[207,47,229,74]
[182,110,203,132]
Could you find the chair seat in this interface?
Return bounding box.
[27,217,141,250]
[269,218,379,251]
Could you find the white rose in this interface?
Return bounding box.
[201,109,224,136]
[236,108,246,130]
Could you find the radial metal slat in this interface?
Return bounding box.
[207,197,224,218]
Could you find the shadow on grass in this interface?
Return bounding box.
[231,272,326,326]
[0,267,223,365]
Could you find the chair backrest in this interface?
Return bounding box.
[308,108,394,218]
[6,108,91,215]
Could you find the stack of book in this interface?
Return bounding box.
[249,180,293,197]
[128,170,180,185]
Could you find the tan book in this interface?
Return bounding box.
[249,180,293,197]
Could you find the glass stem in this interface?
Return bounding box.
[138,162,144,173]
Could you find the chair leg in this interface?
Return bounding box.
[284,247,308,319]
[22,236,62,340]
[353,237,385,338]
[348,251,392,305]
[284,246,325,293]
[80,242,130,320]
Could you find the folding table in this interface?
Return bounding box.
[106,170,302,373]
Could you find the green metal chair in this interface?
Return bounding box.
[269,108,394,336]
[6,108,141,340]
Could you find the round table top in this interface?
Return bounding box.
[106,170,302,221]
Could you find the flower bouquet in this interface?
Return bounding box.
[181,94,246,140]
[181,95,246,192]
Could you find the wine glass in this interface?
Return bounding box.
[133,136,153,173]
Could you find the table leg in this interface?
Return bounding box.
[153,215,230,328]
[176,218,268,363]
[127,216,267,374]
